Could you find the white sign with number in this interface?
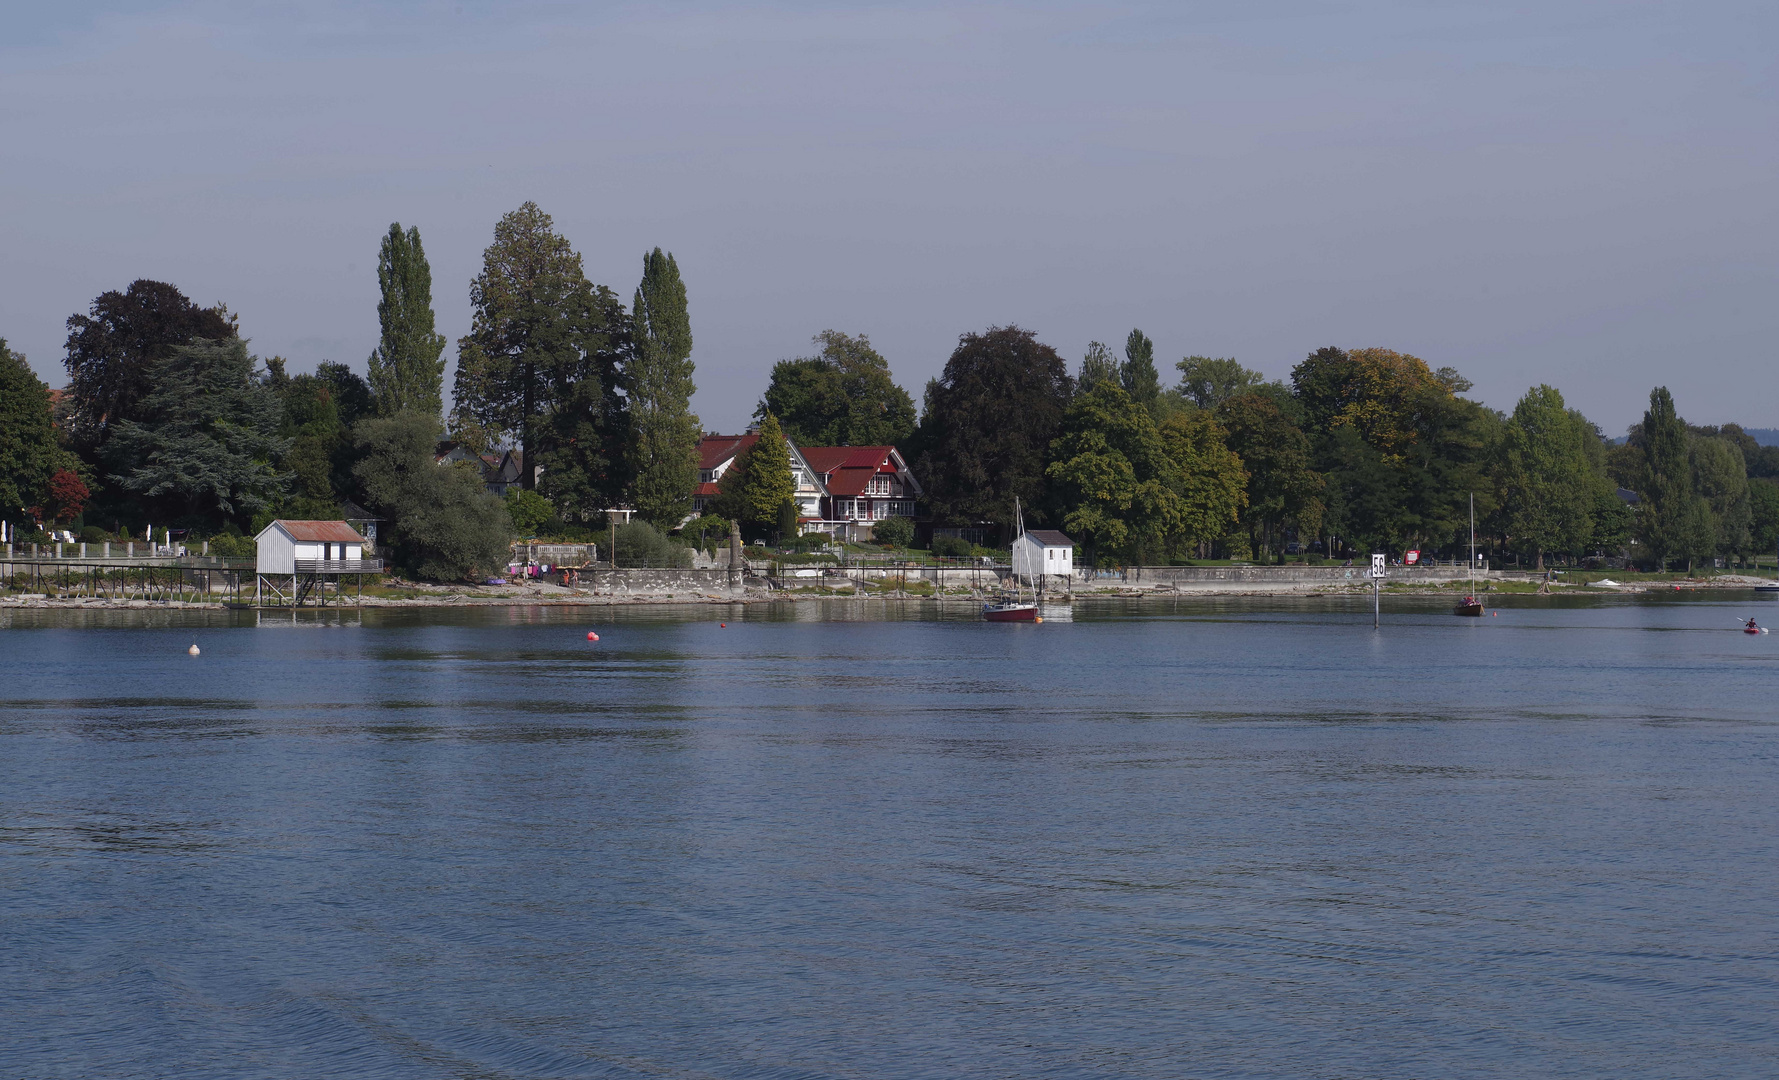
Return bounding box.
[1371,553,1386,579]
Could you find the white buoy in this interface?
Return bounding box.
[188,643,200,656]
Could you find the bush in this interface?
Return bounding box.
[681,513,732,542]
[873,516,915,549]
[613,521,693,568]
[209,533,255,558]
[79,526,110,543]
[931,534,972,558]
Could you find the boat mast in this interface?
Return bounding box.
[1469,492,1475,589]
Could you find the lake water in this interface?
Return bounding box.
[3,595,1777,1078]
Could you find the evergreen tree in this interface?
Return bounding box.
[629,248,701,528]
[913,326,1073,528]
[102,338,288,529]
[714,413,795,533]
[756,331,915,447]
[453,202,629,517]
[1120,329,1160,410]
[0,340,65,525]
[367,223,447,418]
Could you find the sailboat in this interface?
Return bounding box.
[1454,492,1484,616]
[983,498,1040,622]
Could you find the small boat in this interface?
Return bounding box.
[982,600,1039,622]
[1453,494,1485,617]
[1755,583,1779,593]
[1745,619,1764,635]
[984,496,1041,623]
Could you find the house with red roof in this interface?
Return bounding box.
[798,445,922,542]
[692,431,828,524]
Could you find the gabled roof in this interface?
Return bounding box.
[800,445,897,473]
[698,433,758,470]
[1022,529,1073,547]
[260,520,366,543]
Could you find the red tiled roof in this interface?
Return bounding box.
[274,520,365,543]
[800,446,896,473]
[698,433,757,470]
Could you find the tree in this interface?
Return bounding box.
[505,488,555,535]
[715,413,796,532]
[756,330,916,447]
[1217,391,1323,560]
[1500,385,1596,568]
[629,248,701,528]
[367,223,448,418]
[352,411,514,580]
[277,372,346,518]
[1692,435,1751,563]
[0,340,65,524]
[452,202,629,513]
[1077,341,1118,394]
[63,280,235,450]
[1749,479,1779,561]
[1291,346,1443,456]
[1120,329,1160,412]
[1047,382,1184,562]
[37,469,90,526]
[1639,387,1703,570]
[913,326,1073,528]
[1158,408,1247,556]
[102,338,287,530]
[1177,356,1264,410]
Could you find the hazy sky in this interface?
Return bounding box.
[3,1,1774,436]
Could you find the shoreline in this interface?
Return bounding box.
[3,575,1772,610]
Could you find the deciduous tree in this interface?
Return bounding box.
[0,340,64,525]
[63,280,235,449]
[1047,382,1183,562]
[1217,391,1323,559]
[913,326,1072,527]
[1076,341,1118,394]
[1120,329,1160,413]
[367,223,448,418]
[1158,408,1247,555]
[1500,385,1596,568]
[1639,387,1703,570]
[1177,356,1265,410]
[629,248,701,528]
[353,411,514,580]
[756,330,916,448]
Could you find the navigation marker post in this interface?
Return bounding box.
[1371,553,1386,629]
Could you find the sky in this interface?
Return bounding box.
[2,0,1774,436]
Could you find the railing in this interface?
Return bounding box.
[294,559,383,574]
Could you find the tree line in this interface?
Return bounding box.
[5,213,1776,577]
[0,202,703,579]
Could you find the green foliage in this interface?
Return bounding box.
[102,338,288,530]
[368,223,448,419]
[630,247,702,528]
[1176,356,1264,410]
[1120,329,1160,410]
[208,532,255,558]
[353,411,515,580]
[612,520,693,568]
[776,497,800,539]
[1217,391,1323,558]
[1500,385,1597,566]
[872,515,914,549]
[1590,487,1634,554]
[1749,478,1779,558]
[0,339,65,523]
[913,326,1073,528]
[756,330,916,448]
[717,414,796,530]
[62,279,235,450]
[452,202,629,519]
[1691,435,1751,558]
[931,534,972,558]
[1077,341,1118,394]
[681,513,732,541]
[1158,408,1248,553]
[505,488,556,535]
[1639,387,1704,569]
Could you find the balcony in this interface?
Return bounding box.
[294,558,384,574]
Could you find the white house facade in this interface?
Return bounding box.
[1012,529,1074,581]
[255,520,369,575]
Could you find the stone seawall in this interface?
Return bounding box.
[1124,565,1499,590]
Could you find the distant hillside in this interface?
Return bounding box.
[1742,428,1779,447]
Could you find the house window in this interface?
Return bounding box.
[868,475,891,495]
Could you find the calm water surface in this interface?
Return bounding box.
[2,595,1777,1078]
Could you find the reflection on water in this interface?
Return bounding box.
[2,595,1778,1078]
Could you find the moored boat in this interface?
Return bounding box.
[1454,596,1484,617]
[982,601,1039,622]
[1453,494,1485,617]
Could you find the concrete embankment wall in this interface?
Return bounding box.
[576,568,738,595]
[1124,565,1499,590]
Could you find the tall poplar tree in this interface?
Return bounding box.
[1121,329,1160,411]
[1639,386,1704,570]
[628,248,701,528]
[367,223,447,418]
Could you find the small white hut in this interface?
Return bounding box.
[254,520,368,575]
[1012,529,1074,581]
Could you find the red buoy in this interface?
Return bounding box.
[720,623,727,628]
[587,631,599,641]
